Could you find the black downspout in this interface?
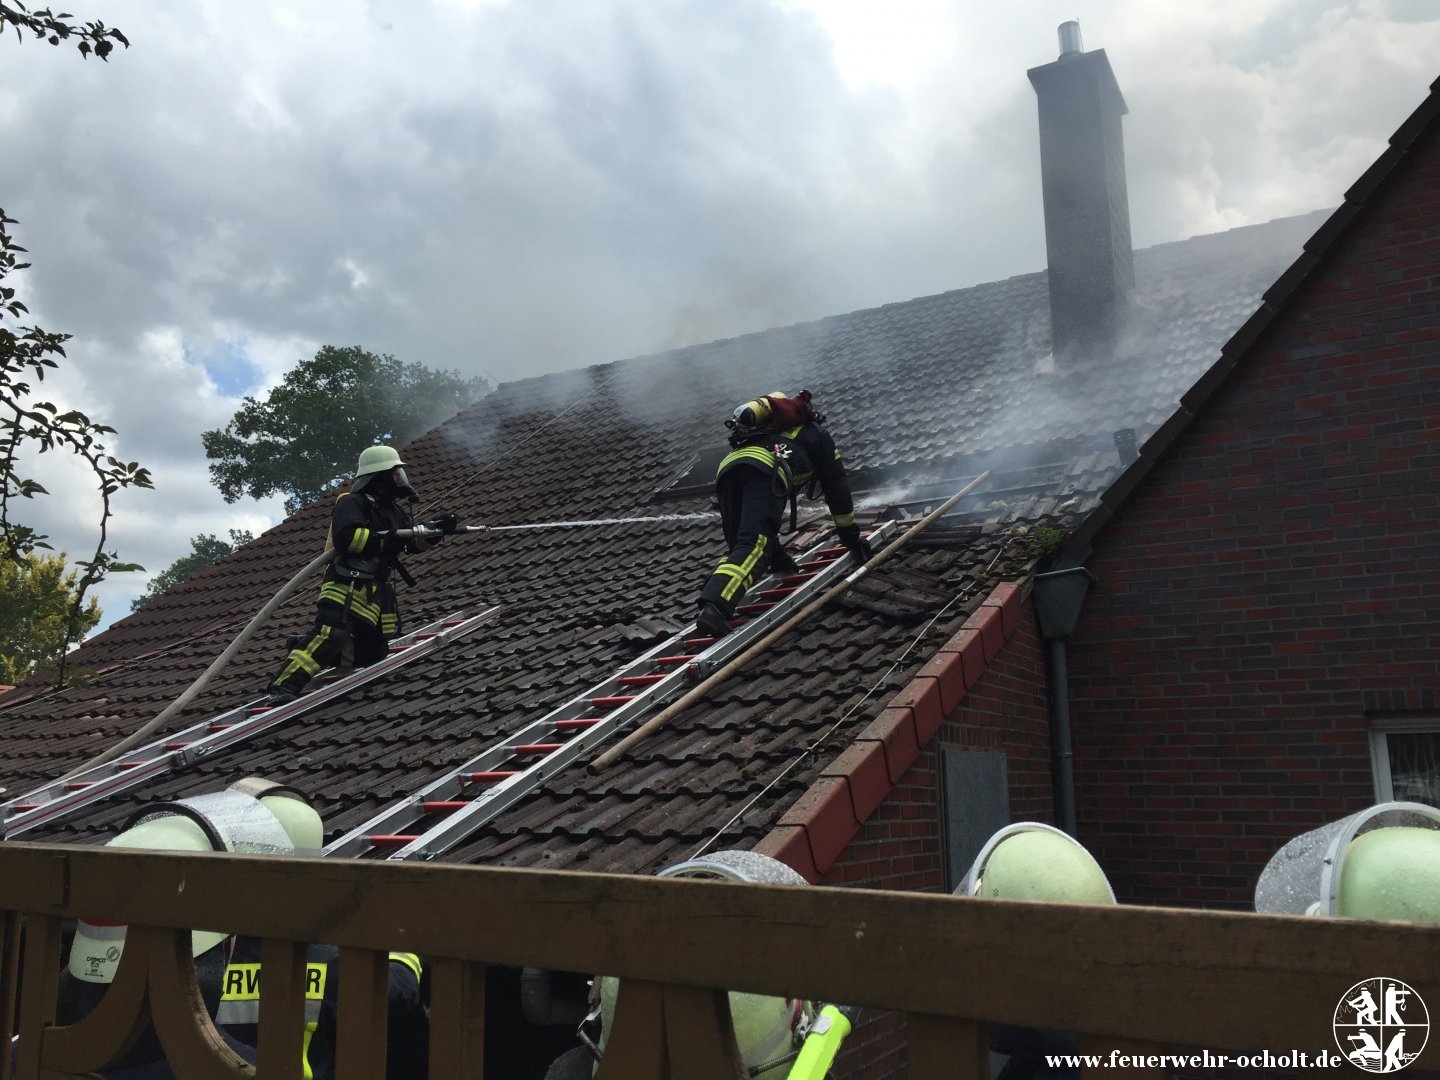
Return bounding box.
[1032,566,1098,838]
[1044,637,1077,837]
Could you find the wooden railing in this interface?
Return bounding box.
[2,842,1438,1078]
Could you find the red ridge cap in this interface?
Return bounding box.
[821,741,890,822]
[753,825,820,884]
[775,777,859,873]
[890,676,944,743]
[982,581,1023,636]
[856,706,921,783]
[962,604,1005,662]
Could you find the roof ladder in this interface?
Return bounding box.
[323,523,897,861]
[0,607,501,840]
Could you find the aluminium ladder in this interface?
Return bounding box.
[323,523,897,861]
[0,608,501,840]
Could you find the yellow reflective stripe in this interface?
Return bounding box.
[832,511,856,527]
[289,651,322,676]
[718,535,767,601]
[318,584,383,626]
[389,951,423,981]
[347,526,370,555]
[781,425,802,438]
[277,626,330,680]
[717,446,776,476]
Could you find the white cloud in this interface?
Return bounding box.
[2,0,1437,637]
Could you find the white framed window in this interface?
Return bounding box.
[1369,719,1440,807]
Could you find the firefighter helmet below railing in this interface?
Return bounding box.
[2,842,1439,1079]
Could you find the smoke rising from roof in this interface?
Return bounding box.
[3,2,1436,624]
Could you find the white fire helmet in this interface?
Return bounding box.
[1255,801,1440,923]
[67,778,322,984]
[956,822,1117,904]
[598,851,816,1080]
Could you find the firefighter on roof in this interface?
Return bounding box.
[266,444,460,704]
[696,391,870,639]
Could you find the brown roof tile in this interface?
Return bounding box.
[0,211,1328,875]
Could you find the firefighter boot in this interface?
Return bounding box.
[696,602,733,639]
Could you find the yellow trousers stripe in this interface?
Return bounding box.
[717,534,768,601]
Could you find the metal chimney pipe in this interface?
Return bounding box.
[1058,20,1084,56]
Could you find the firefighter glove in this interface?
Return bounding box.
[770,545,800,575]
[836,524,873,566]
[423,513,461,536]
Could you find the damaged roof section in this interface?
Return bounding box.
[441,519,1060,875]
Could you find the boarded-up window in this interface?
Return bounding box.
[940,749,1010,892]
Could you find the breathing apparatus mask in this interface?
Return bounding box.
[352,465,418,504]
[390,467,419,504]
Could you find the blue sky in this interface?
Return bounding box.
[184,340,264,398]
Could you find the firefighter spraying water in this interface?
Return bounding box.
[263,444,720,706]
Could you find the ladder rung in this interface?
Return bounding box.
[467,771,519,782]
[592,695,636,708]
[736,602,774,615]
[779,572,818,584]
[66,782,95,791]
[757,586,798,600]
[555,718,601,730]
[208,723,233,732]
[685,636,720,648]
[117,761,145,770]
[655,654,699,665]
[369,835,419,847]
[165,742,190,751]
[513,743,563,756]
[12,803,39,812]
[421,801,470,813]
[616,674,666,687]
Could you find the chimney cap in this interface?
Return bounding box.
[1058,21,1084,57]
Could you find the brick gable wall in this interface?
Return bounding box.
[1067,130,1440,907]
[824,609,1053,1078]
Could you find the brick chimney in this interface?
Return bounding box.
[1027,22,1134,366]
